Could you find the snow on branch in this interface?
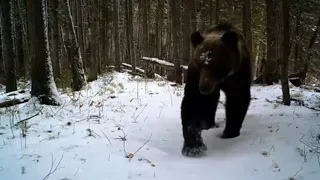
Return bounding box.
[142,57,175,67]
[141,57,188,70]
[0,89,30,108]
[122,63,145,74]
[121,63,164,79]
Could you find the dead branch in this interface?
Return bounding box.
[15,107,43,125]
[128,133,152,161]
[100,129,112,145]
[134,103,148,121]
[0,98,30,108]
[42,153,64,180]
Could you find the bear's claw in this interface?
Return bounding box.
[182,143,207,157]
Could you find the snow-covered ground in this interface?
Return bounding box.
[0,72,320,180]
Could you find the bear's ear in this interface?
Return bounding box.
[190,31,204,48]
[221,31,238,46]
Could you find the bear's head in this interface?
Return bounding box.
[190,23,244,95]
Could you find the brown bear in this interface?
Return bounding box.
[180,22,252,157]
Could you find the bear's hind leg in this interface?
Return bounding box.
[221,88,251,139]
[202,90,220,130]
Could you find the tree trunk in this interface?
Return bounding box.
[27,0,61,105]
[76,0,86,71]
[215,0,220,24]
[263,0,279,85]
[1,0,17,93]
[200,0,206,31]
[182,0,191,65]
[281,0,290,106]
[65,0,87,91]
[155,0,163,58]
[253,42,260,78]
[49,0,61,78]
[209,0,214,26]
[0,37,3,76]
[293,4,302,72]
[301,17,320,81]
[88,0,98,81]
[18,0,30,77]
[170,0,182,85]
[126,0,136,74]
[13,0,25,79]
[103,1,111,66]
[190,0,197,56]
[243,0,253,76]
[100,1,107,69]
[140,0,152,77]
[113,0,121,72]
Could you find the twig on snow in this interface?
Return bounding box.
[289,167,303,180]
[15,107,43,125]
[134,103,148,122]
[100,129,112,145]
[128,133,152,161]
[42,153,64,180]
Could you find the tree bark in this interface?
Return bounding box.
[126,0,136,74]
[190,0,197,56]
[49,0,61,78]
[13,0,25,78]
[170,0,182,84]
[182,0,191,65]
[263,0,279,85]
[293,3,302,72]
[301,17,320,82]
[27,0,61,105]
[1,0,17,92]
[281,0,290,106]
[155,0,163,58]
[209,0,213,26]
[243,0,253,76]
[76,0,86,71]
[215,0,220,24]
[88,0,98,81]
[113,0,121,72]
[64,0,87,90]
[0,37,3,76]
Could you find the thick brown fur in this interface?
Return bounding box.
[181,22,252,157]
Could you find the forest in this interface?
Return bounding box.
[0,0,320,179]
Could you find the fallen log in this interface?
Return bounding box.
[0,89,31,108]
[299,85,320,93]
[288,72,304,87]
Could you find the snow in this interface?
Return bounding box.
[0,89,31,105]
[142,57,175,67]
[1,72,320,180]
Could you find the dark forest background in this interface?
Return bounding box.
[0,0,319,105]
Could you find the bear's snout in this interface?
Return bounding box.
[199,72,217,95]
[199,81,216,95]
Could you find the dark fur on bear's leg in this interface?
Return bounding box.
[181,90,220,156]
[181,126,207,157]
[221,87,251,139]
[180,65,220,157]
[181,96,208,157]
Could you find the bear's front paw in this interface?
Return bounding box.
[220,130,240,139]
[182,142,207,157]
